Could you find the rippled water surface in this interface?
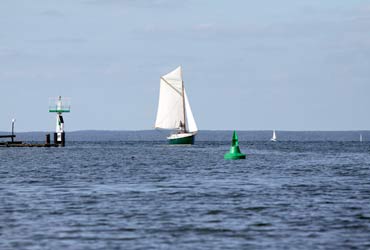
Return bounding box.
[1,141,370,249]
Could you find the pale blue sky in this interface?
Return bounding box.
[1,0,370,131]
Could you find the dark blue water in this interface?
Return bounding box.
[1,141,370,249]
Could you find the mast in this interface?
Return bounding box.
[181,80,187,133]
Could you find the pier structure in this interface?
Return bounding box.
[1,97,72,147]
[0,118,23,146]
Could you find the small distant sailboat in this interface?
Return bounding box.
[360,134,363,142]
[155,66,198,144]
[270,130,277,142]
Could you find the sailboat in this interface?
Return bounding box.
[155,66,198,144]
[360,134,363,142]
[270,130,277,142]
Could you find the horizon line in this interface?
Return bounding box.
[1,129,370,133]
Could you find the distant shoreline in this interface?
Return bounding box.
[1,130,368,142]
[1,129,370,133]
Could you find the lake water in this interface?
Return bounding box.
[1,140,370,249]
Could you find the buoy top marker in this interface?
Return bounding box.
[232,130,239,146]
[224,130,246,160]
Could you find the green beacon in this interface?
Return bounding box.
[224,131,246,160]
[49,96,70,146]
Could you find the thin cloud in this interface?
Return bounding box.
[193,23,216,32]
[39,10,65,18]
[81,0,188,8]
[28,37,87,44]
[0,47,28,60]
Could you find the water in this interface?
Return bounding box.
[1,141,370,249]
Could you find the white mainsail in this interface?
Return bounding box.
[155,66,197,133]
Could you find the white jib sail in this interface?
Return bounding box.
[184,89,198,133]
[155,66,185,130]
[272,130,277,140]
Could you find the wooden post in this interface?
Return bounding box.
[54,133,58,145]
[61,132,65,146]
[46,134,50,145]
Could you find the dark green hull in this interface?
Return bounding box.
[168,134,195,145]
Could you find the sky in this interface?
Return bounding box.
[1,0,370,131]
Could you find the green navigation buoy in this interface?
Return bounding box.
[224,131,246,160]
